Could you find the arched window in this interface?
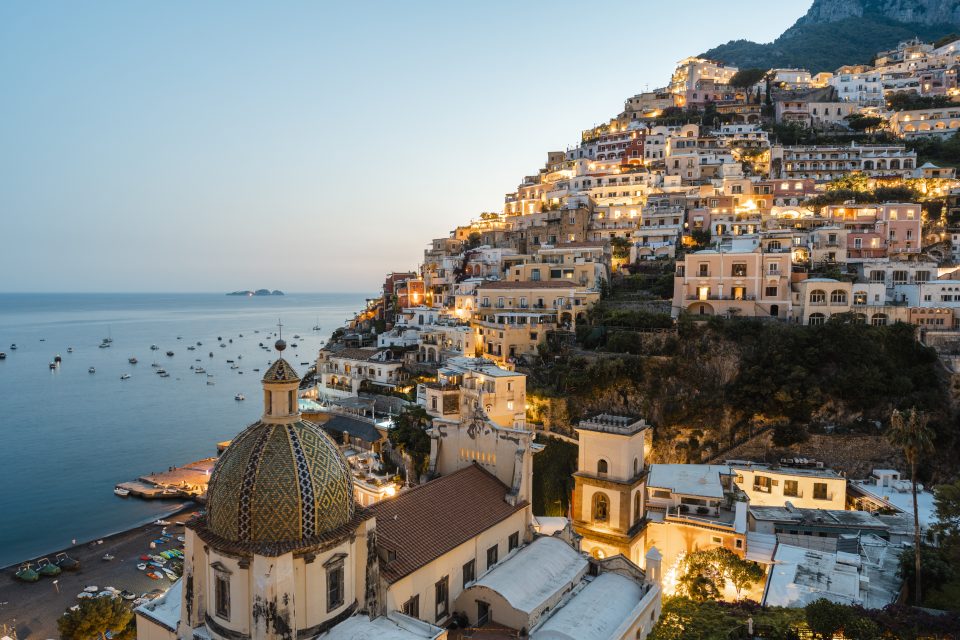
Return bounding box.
[809,313,827,326]
[634,491,642,524]
[853,313,867,324]
[768,240,782,251]
[633,457,639,477]
[830,290,847,304]
[810,289,826,304]
[593,493,609,522]
[871,313,888,326]
[597,459,608,476]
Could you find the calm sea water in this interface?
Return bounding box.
[0,293,367,568]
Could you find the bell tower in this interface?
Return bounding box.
[261,331,301,425]
[571,414,651,565]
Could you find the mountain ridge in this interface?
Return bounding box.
[701,0,960,73]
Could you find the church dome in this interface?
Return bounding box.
[206,418,355,546]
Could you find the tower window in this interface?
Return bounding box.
[327,562,344,611]
[289,390,295,414]
[593,492,609,522]
[215,573,230,620]
[597,459,608,476]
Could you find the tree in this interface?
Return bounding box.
[805,598,849,640]
[934,477,960,542]
[887,407,935,605]
[729,68,768,89]
[58,597,135,640]
[677,551,723,602]
[711,548,765,599]
[387,406,432,477]
[610,236,631,260]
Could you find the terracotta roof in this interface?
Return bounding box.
[477,280,577,290]
[370,464,527,583]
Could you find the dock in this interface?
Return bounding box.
[115,457,217,500]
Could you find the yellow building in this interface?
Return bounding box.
[732,464,847,511]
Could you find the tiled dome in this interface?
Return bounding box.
[206,418,355,546]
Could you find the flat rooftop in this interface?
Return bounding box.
[647,464,730,500]
[576,414,649,436]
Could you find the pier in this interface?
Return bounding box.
[115,457,216,500]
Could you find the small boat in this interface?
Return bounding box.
[176,336,182,340]
[114,486,130,496]
[219,343,226,348]
[196,341,202,346]
[49,362,57,369]
[156,368,166,375]
[237,354,242,359]
[163,568,177,580]
[76,592,94,599]
[230,364,239,370]
[88,366,95,373]
[67,347,73,353]
[150,344,159,350]
[137,563,147,570]
[37,558,61,577]
[103,335,113,344]
[10,343,17,350]
[129,357,137,364]
[217,336,222,341]
[54,354,62,363]
[207,373,214,377]
[162,488,178,495]
[154,519,171,525]
[120,590,137,600]
[0,352,6,359]
[120,373,131,380]
[98,343,110,349]
[160,372,170,378]
[146,572,161,580]
[187,346,196,351]
[207,380,216,386]
[83,585,99,593]
[194,367,206,374]
[177,535,186,543]
[291,343,298,348]
[253,368,260,372]
[16,563,39,582]
[226,359,234,363]
[56,552,80,571]
[166,350,174,356]
[228,338,233,343]
[102,553,115,561]
[235,394,245,401]
[293,334,301,339]
[98,590,114,598]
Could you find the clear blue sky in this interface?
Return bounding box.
[0,0,810,293]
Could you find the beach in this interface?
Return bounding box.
[0,505,196,640]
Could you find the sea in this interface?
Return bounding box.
[0,292,368,569]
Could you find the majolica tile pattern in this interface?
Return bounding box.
[207,419,355,545]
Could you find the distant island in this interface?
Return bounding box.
[226,289,284,296]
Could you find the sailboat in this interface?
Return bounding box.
[312,317,322,331]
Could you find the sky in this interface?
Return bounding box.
[0,0,811,294]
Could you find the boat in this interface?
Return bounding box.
[159,372,170,378]
[54,354,62,363]
[194,367,206,374]
[209,352,214,357]
[55,552,80,571]
[196,341,202,346]
[36,558,61,577]
[120,373,131,380]
[102,553,115,561]
[0,352,6,359]
[207,373,214,377]
[290,343,298,348]
[97,590,114,598]
[88,366,95,373]
[120,590,137,600]
[137,563,147,570]
[146,572,161,580]
[163,568,177,580]
[293,334,301,339]
[114,486,130,496]
[166,350,174,356]
[237,354,242,359]
[83,585,99,593]
[230,364,239,370]
[226,359,234,363]
[154,519,171,526]
[98,342,110,348]
[150,344,159,350]
[156,368,166,375]
[129,357,138,364]
[16,563,39,582]
[10,343,17,350]
[49,362,57,369]
[67,347,73,353]
[235,393,245,401]
[187,346,195,351]
[219,343,226,348]
[177,336,182,340]
[76,592,94,599]
[207,380,215,386]
[228,338,233,343]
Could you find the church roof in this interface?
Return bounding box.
[371,464,527,583]
[203,418,355,552]
[262,357,300,383]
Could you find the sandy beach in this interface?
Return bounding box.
[0,505,196,640]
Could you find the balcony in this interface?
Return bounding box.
[685,294,756,301]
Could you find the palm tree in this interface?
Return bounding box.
[887,407,934,604]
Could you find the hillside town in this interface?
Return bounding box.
[127,36,960,640]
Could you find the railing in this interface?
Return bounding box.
[665,507,736,531]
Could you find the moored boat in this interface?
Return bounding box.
[120,373,131,380]
[0,352,6,359]
[88,366,95,373]
[235,393,245,401]
[56,552,80,571]
[15,563,39,582]
[54,354,62,363]
[128,357,138,364]
[166,350,174,356]
[49,362,57,369]
[114,486,130,496]
[36,557,61,577]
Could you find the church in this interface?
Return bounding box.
[135,340,662,640]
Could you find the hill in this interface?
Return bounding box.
[702,0,960,72]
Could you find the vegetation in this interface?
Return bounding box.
[531,436,577,516]
[887,91,957,112]
[905,131,960,166]
[649,597,805,640]
[387,406,432,477]
[728,68,767,89]
[58,597,136,640]
[887,408,935,604]
[676,549,765,602]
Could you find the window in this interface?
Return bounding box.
[593,492,609,522]
[486,544,499,569]
[731,263,747,277]
[327,562,344,612]
[809,312,827,326]
[509,532,520,552]
[403,595,420,618]
[813,483,829,500]
[870,270,884,283]
[634,491,642,524]
[809,289,826,304]
[754,475,772,493]
[768,240,782,251]
[853,291,867,305]
[597,459,608,475]
[830,290,847,304]
[765,286,778,297]
[215,573,230,620]
[633,457,639,477]
[784,480,799,497]
[435,576,449,621]
[892,270,908,284]
[698,263,709,276]
[462,559,475,588]
[652,489,671,499]
[871,313,888,326]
